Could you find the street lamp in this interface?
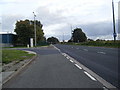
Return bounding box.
[62,32,64,43]
[112,0,117,42]
[68,23,73,42]
[71,25,73,42]
[33,12,37,46]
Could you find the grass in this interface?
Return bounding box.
[2,49,35,64]
[62,40,120,48]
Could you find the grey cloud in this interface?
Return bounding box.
[118,19,120,33]
[2,15,23,32]
[36,6,67,26]
[80,20,118,37]
[45,24,72,41]
[47,20,119,41]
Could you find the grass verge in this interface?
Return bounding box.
[2,49,35,64]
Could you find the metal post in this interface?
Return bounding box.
[7,31,9,44]
[118,1,120,40]
[63,32,64,43]
[112,0,117,42]
[33,12,37,46]
[71,25,73,42]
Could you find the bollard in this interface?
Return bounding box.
[27,44,29,48]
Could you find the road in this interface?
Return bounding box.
[55,44,119,88]
[3,46,105,88]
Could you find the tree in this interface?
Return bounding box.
[47,37,59,44]
[14,19,44,46]
[87,38,94,41]
[96,39,105,41]
[68,39,72,43]
[72,28,87,42]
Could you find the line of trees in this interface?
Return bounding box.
[46,28,87,44]
[13,19,88,46]
[47,37,59,44]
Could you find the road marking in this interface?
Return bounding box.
[63,54,66,56]
[84,71,97,81]
[70,60,74,63]
[61,53,116,88]
[62,53,66,56]
[103,86,108,90]
[83,49,88,51]
[75,64,82,69]
[97,52,106,54]
[66,57,69,59]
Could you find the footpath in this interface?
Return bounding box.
[1,50,37,88]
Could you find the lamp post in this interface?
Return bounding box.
[63,32,64,43]
[33,12,37,46]
[71,25,73,41]
[112,0,117,42]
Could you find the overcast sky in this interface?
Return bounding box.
[0,0,120,41]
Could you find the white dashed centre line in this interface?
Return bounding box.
[97,52,106,54]
[75,64,82,69]
[84,71,97,81]
[83,49,88,51]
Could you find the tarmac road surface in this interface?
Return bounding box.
[55,44,119,88]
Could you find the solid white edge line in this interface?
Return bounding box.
[70,60,74,63]
[75,64,82,69]
[84,71,97,81]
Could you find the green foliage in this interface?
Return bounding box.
[80,40,120,48]
[72,28,87,42]
[87,38,94,41]
[36,25,44,44]
[14,19,44,46]
[66,40,120,48]
[2,49,35,64]
[47,37,59,44]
